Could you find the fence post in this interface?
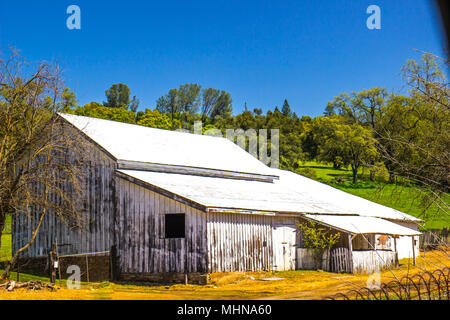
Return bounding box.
[443,228,449,246]
[55,242,61,287]
[110,245,118,281]
[16,254,20,282]
[85,255,90,283]
[49,243,57,284]
[348,234,354,274]
[393,236,399,266]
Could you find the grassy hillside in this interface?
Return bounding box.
[298,161,449,230]
[0,215,11,262]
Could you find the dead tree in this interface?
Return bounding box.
[0,48,91,279]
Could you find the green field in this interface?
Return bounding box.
[0,215,11,262]
[299,161,449,229]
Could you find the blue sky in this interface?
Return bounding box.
[0,0,446,116]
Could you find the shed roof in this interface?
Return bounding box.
[303,214,421,236]
[59,113,275,177]
[273,169,420,222]
[117,169,421,222]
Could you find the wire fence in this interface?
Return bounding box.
[54,250,111,283]
[420,228,450,250]
[327,267,450,300]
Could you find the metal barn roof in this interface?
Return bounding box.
[116,169,340,214]
[60,113,420,224]
[304,214,421,236]
[117,169,421,222]
[272,169,421,222]
[59,113,275,177]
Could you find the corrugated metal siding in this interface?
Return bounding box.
[115,178,207,274]
[12,149,116,258]
[206,213,299,272]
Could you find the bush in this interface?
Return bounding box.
[369,162,390,182]
[296,167,317,179]
[298,220,341,269]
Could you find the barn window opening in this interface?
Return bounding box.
[164,214,185,238]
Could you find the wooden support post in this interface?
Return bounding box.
[49,243,57,284]
[348,233,354,274]
[393,236,399,267]
[110,245,117,281]
[55,242,61,287]
[184,238,188,285]
[16,256,20,282]
[86,255,90,283]
[411,236,416,266]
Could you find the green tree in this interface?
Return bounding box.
[156,83,202,128]
[156,88,180,129]
[71,102,136,124]
[253,108,263,115]
[130,95,140,113]
[210,90,232,122]
[282,99,292,117]
[59,88,77,112]
[103,83,131,109]
[177,83,201,124]
[201,88,233,123]
[137,109,179,130]
[401,53,449,109]
[313,116,378,183]
[325,87,388,128]
[376,53,450,192]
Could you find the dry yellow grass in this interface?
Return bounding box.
[1,249,449,300]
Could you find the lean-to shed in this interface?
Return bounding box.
[12,114,422,282]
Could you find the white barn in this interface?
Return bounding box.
[12,114,421,283]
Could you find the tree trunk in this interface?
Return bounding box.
[369,170,375,181]
[1,211,46,280]
[388,171,396,183]
[352,168,358,184]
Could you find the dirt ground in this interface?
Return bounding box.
[1,249,449,300]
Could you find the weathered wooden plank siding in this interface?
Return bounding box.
[388,221,419,260]
[297,248,397,274]
[115,178,207,274]
[296,248,331,271]
[352,250,398,274]
[206,212,278,273]
[12,148,116,258]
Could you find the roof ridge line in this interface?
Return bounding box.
[117,160,279,182]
